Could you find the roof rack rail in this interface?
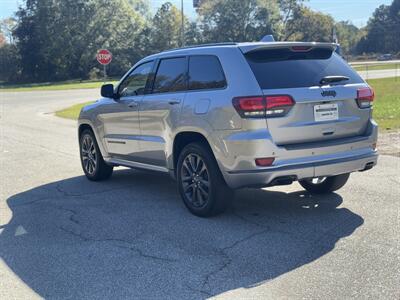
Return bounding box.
[162,42,238,53]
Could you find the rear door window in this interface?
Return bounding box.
[188,55,226,90]
[245,48,363,89]
[152,57,187,93]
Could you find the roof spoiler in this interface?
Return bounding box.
[239,42,338,54]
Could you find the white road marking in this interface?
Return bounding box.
[15,225,27,236]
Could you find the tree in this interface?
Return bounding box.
[12,0,148,81]
[4,0,396,83]
[285,6,335,42]
[133,1,200,55]
[278,0,305,40]
[0,44,21,82]
[185,21,203,46]
[388,0,400,52]
[83,0,147,77]
[13,0,49,81]
[0,18,17,44]
[127,0,151,18]
[0,32,5,47]
[356,0,399,54]
[335,21,362,55]
[148,2,187,52]
[197,0,281,43]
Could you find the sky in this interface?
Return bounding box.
[0,0,393,28]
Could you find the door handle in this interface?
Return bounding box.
[168,99,181,105]
[128,101,138,108]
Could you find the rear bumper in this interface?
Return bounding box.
[211,120,378,189]
[223,149,378,189]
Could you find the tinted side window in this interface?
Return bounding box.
[188,55,226,90]
[118,61,153,97]
[245,49,363,89]
[152,57,187,93]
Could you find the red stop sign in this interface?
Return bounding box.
[96,49,112,65]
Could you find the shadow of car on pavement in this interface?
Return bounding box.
[0,168,364,298]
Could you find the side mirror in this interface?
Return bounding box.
[101,84,117,99]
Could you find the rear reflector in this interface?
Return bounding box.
[356,87,374,108]
[255,157,275,167]
[233,95,295,118]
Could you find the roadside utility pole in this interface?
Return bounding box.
[181,0,184,47]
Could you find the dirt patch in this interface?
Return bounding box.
[378,130,400,157]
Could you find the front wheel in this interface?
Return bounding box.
[177,142,233,217]
[299,173,350,194]
[80,129,113,181]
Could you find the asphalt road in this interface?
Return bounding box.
[349,60,400,65]
[0,90,399,299]
[358,69,399,80]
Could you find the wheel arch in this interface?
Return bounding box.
[172,131,215,173]
[78,121,108,159]
[78,123,93,138]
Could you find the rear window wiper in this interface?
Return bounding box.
[320,75,350,85]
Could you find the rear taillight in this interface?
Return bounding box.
[233,95,295,118]
[356,87,374,108]
[266,95,295,116]
[232,96,265,118]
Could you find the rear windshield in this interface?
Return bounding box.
[245,48,363,89]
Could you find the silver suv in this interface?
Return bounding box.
[78,42,378,217]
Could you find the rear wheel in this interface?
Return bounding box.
[177,142,232,217]
[80,129,113,181]
[299,173,350,194]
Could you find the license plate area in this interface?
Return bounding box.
[314,103,338,122]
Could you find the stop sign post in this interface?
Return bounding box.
[96,49,112,81]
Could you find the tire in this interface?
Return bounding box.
[176,142,233,217]
[79,129,113,181]
[299,173,350,194]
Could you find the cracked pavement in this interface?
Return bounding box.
[0,89,399,299]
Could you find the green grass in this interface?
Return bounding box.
[0,79,118,92]
[352,63,399,71]
[368,77,400,130]
[55,101,94,120]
